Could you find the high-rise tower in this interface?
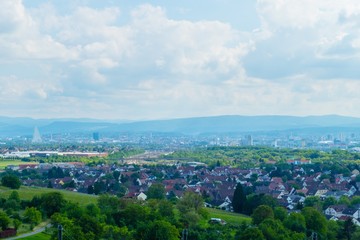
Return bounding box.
[32,126,42,143]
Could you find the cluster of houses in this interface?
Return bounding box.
[6,160,360,225]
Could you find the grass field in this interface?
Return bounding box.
[0,186,98,206]
[0,160,36,170]
[21,232,51,240]
[207,208,251,225]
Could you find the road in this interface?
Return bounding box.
[6,224,51,240]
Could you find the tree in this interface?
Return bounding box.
[158,200,175,221]
[237,227,265,240]
[1,175,21,189]
[177,192,204,214]
[274,206,287,221]
[147,183,166,200]
[339,196,351,206]
[323,197,337,210]
[244,194,278,215]
[0,210,10,230]
[51,213,85,240]
[259,218,290,240]
[342,218,356,240]
[232,183,246,213]
[41,192,66,217]
[350,196,360,206]
[24,207,42,228]
[138,220,179,240]
[284,212,306,233]
[327,220,341,240]
[85,203,100,217]
[97,194,120,216]
[76,215,103,239]
[13,219,21,230]
[351,229,360,240]
[102,225,129,240]
[304,196,322,211]
[301,207,327,239]
[122,203,150,229]
[8,191,20,203]
[252,205,274,225]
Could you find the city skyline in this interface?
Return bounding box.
[1,0,360,120]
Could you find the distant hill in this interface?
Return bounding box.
[1,115,360,137]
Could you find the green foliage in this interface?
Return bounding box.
[232,183,246,213]
[51,213,86,240]
[97,194,120,215]
[13,218,21,230]
[258,218,289,240]
[136,220,179,240]
[85,203,100,217]
[177,192,204,214]
[304,196,323,211]
[0,210,10,230]
[1,174,21,189]
[102,225,129,240]
[24,207,42,225]
[327,220,341,240]
[301,207,328,239]
[342,218,357,240]
[122,203,150,229]
[284,212,306,233]
[245,194,278,215]
[338,196,351,206]
[274,207,287,222]
[252,205,274,225]
[76,214,103,239]
[157,200,175,221]
[237,227,265,240]
[323,197,337,210]
[351,229,360,240]
[40,192,66,217]
[350,196,360,206]
[146,183,166,200]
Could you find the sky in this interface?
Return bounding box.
[1,0,360,120]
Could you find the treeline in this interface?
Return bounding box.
[232,183,360,240]
[163,146,360,166]
[235,204,360,240]
[1,187,360,239]
[0,189,233,239]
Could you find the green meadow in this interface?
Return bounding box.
[207,208,251,225]
[0,186,98,206]
[0,160,35,170]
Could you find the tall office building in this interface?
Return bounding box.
[32,126,42,143]
[93,132,100,141]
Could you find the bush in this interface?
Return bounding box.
[1,175,21,189]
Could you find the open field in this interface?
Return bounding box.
[0,160,36,170]
[0,186,98,206]
[21,232,51,240]
[207,208,251,225]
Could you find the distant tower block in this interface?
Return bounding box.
[93,132,100,141]
[32,126,42,143]
[247,135,253,146]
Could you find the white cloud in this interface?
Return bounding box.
[1,1,360,119]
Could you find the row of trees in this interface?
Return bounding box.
[236,204,360,240]
[164,146,360,167]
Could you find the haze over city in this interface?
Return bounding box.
[1,0,360,120]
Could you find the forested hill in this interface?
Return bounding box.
[1,115,360,136]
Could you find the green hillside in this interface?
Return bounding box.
[207,208,251,225]
[0,186,98,206]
